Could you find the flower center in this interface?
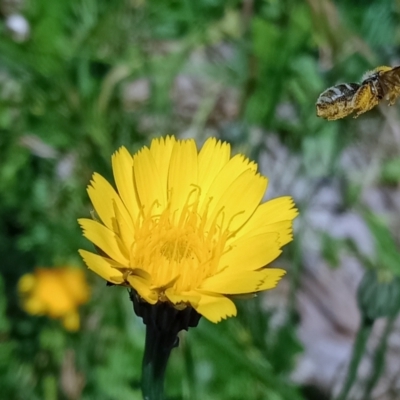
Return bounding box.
[131,188,229,292]
[160,237,193,263]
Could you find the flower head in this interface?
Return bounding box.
[79,137,297,323]
[18,267,90,331]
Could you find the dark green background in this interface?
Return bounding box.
[1,0,400,399]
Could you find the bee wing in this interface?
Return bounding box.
[380,66,400,91]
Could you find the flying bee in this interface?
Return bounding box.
[316,65,400,120]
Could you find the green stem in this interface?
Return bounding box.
[141,324,178,400]
[131,291,201,400]
[336,315,374,400]
[363,314,396,399]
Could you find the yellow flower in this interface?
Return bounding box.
[18,267,90,331]
[79,137,297,323]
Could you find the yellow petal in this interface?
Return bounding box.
[78,250,124,284]
[87,173,133,233]
[35,271,75,317]
[207,169,267,232]
[200,268,286,294]
[219,232,282,272]
[59,268,90,305]
[198,138,231,196]
[264,197,298,222]
[164,288,201,306]
[18,273,36,294]
[22,296,46,315]
[129,268,152,281]
[78,219,129,265]
[263,221,294,247]
[150,136,176,192]
[236,220,294,247]
[199,154,258,216]
[168,139,198,215]
[256,269,286,290]
[127,275,158,304]
[112,147,140,222]
[112,199,136,250]
[133,146,166,213]
[240,197,297,235]
[194,291,237,323]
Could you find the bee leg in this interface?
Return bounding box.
[352,84,378,118]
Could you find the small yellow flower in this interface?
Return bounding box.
[18,267,90,331]
[79,137,297,323]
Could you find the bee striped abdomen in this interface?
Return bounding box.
[316,83,360,120]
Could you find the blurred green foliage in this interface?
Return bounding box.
[1,0,400,399]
